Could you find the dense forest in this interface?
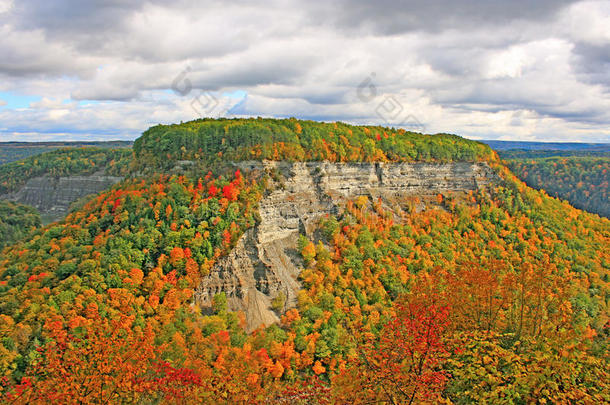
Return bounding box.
[133,118,496,169]
[0,142,133,166]
[507,156,609,218]
[0,148,132,195]
[0,200,41,249]
[499,149,610,159]
[484,140,609,155]
[0,119,608,403]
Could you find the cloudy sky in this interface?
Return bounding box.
[0,0,609,142]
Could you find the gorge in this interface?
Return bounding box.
[194,160,497,330]
[1,171,123,223]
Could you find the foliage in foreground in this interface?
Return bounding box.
[0,163,607,403]
[0,119,608,403]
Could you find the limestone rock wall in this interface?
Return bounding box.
[194,161,496,331]
[1,171,123,223]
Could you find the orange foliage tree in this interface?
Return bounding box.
[4,313,201,404]
[332,297,450,404]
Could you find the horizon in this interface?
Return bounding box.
[1,119,610,146]
[1,136,610,146]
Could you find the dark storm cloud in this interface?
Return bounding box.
[325,0,579,34]
[572,42,610,90]
[12,0,140,33]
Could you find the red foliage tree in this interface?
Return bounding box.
[222,183,239,201]
[4,314,201,404]
[332,298,449,404]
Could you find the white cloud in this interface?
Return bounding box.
[30,97,71,109]
[0,0,609,142]
[0,0,13,14]
[486,47,532,79]
[561,1,610,45]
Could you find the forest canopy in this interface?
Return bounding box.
[0,200,41,250]
[0,118,608,403]
[507,156,609,218]
[133,118,497,169]
[0,148,132,195]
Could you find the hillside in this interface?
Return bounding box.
[0,148,132,223]
[133,118,496,168]
[0,200,41,249]
[0,147,131,195]
[197,160,497,331]
[507,155,609,218]
[0,141,133,166]
[0,118,608,404]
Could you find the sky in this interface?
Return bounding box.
[0,0,609,143]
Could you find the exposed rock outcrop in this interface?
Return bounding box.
[1,171,123,223]
[194,161,496,331]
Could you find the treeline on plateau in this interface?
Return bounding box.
[0,148,132,195]
[0,141,133,166]
[0,200,41,249]
[133,118,496,169]
[499,148,610,159]
[0,118,608,403]
[507,156,610,218]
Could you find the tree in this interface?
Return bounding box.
[4,314,201,404]
[332,297,450,404]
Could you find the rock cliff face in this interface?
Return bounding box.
[1,171,123,223]
[194,161,496,331]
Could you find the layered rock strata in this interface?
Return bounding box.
[1,171,123,223]
[194,161,496,331]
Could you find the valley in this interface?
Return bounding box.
[0,118,608,403]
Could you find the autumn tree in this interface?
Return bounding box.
[4,313,201,404]
[332,297,450,404]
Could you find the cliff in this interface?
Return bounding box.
[1,171,123,223]
[194,161,496,331]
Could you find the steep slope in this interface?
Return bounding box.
[507,155,609,218]
[0,200,40,249]
[0,148,131,223]
[0,118,608,403]
[196,161,496,331]
[3,172,124,223]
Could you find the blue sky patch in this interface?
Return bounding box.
[0,92,41,109]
